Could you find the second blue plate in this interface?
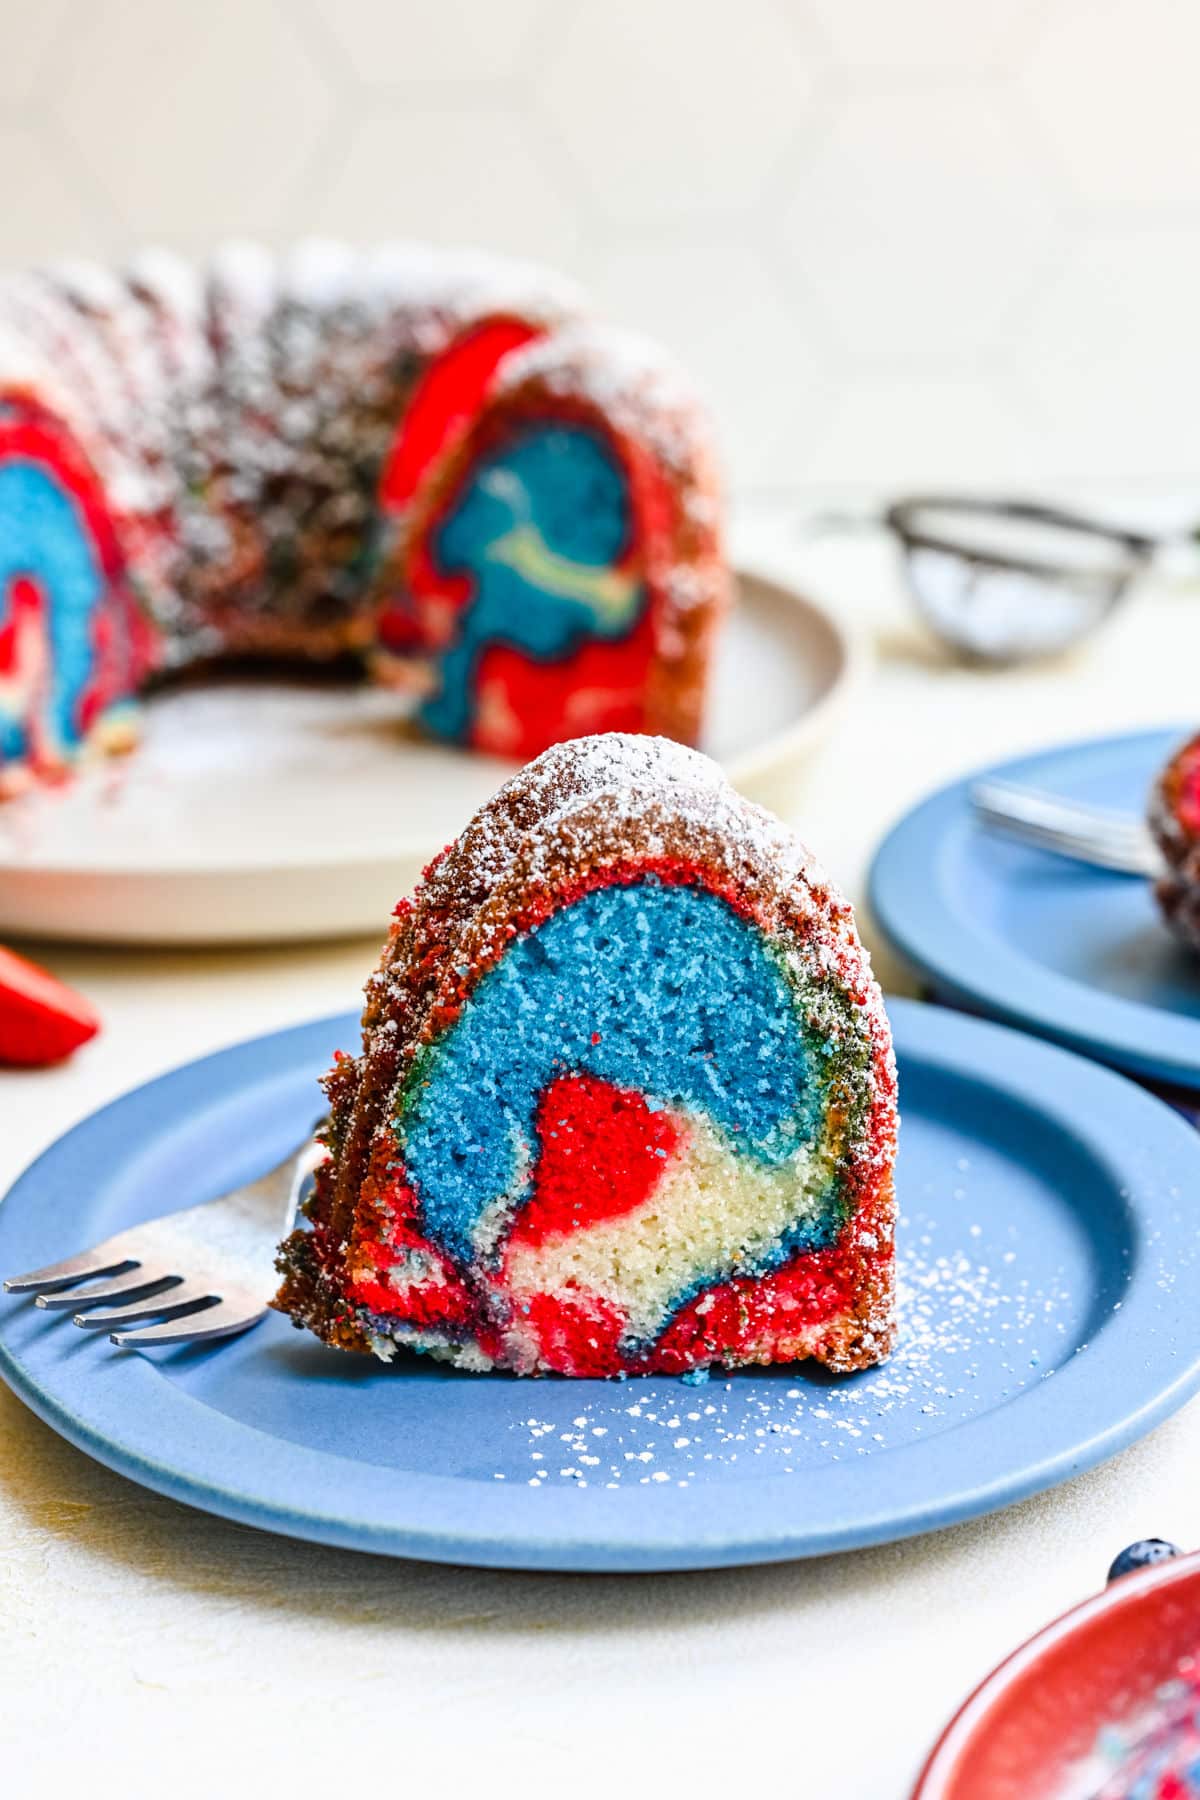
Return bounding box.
[869,727,1200,1089]
[2,998,1199,1571]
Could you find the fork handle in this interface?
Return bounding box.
[970,782,1164,878]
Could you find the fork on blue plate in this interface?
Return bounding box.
[2,1126,324,1347]
[970,778,1163,877]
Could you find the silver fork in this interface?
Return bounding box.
[970,778,1166,878]
[2,1127,324,1347]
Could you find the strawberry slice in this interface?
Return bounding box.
[0,946,101,1066]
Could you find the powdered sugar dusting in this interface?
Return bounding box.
[494,323,713,479]
[495,1212,1079,1488]
[361,241,584,332]
[0,271,150,517]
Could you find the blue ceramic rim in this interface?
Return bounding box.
[2,997,1200,1573]
[868,727,1200,1089]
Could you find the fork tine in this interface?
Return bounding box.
[111,1300,266,1348]
[5,1125,322,1340]
[3,1250,134,1296]
[71,1286,220,1331]
[37,1267,181,1312]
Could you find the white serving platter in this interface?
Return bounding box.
[0,569,856,946]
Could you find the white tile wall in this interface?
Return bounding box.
[2,0,1196,499]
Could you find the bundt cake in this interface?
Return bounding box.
[0,243,727,793]
[1150,731,1200,950]
[274,733,898,1378]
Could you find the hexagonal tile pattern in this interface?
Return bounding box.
[301,0,548,85]
[0,124,110,262]
[807,0,1039,73]
[49,0,336,247]
[540,0,816,224]
[1020,0,1200,219]
[778,89,1063,358]
[576,240,830,488]
[1014,229,1200,478]
[308,106,580,263]
[0,0,1193,496]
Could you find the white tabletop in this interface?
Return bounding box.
[2,503,1198,1797]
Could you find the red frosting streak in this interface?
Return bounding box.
[507,1072,681,1247]
[0,575,45,678]
[648,1247,860,1373]
[376,319,545,656]
[519,1289,629,1377]
[469,609,657,760]
[378,317,543,515]
[1175,743,1200,838]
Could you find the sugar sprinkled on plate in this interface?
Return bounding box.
[495,1215,1077,1489]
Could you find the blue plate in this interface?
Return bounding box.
[2,998,1199,1572]
[869,728,1200,1090]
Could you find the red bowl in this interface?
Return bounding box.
[912,1551,1200,1799]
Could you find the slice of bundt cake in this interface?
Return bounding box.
[274,734,897,1377]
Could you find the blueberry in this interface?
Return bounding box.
[1106,1539,1182,1583]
